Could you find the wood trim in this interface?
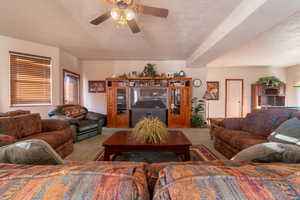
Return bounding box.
[9,51,51,60]
[225,79,244,118]
[63,69,81,105]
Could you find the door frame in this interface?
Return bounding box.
[63,69,81,105]
[225,79,244,118]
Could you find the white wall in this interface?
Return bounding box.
[0,35,61,118]
[206,66,287,118]
[286,65,300,107]
[81,60,207,114]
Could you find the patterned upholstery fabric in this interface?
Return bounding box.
[212,109,297,159]
[0,134,17,147]
[147,160,255,192]
[153,164,300,200]
[0,162,149,200]
[0,112,74,158]
[19,128,73,149]
[0,110,30,117]
[0,117,18,138]
[215,129,266,150]
[41,119,69,132]
[62,105,87,119]
[242,109,293,137]
[221,118,244,130]
[13,114,42,138]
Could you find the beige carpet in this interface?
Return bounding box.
[65,128,227,161]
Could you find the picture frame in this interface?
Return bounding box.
[206,81,219,100]
[88,81,106,93]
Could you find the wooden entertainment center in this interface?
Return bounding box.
[106,77,192,128]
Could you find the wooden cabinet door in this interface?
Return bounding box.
[168,87,191,128]
[115,87,129,128]
[107,87,115,127]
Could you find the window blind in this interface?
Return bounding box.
[10,52,52,106]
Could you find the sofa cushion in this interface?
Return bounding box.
[268,117,300,145]
[62,105,87,119]
[0,110,30,117]
[19,128,73,149]
[242,109,293,137]
[0,139,64,165]
[232,142,300,163]
[78,120,98,132]
[0,117,18,138]
[0,134,17,147]
[13,114,42,138]
[215,129,266,150]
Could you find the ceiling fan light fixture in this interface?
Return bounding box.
[110,8,120,20]
[125,9,135,21]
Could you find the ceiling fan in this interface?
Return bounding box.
[90,0,169,34]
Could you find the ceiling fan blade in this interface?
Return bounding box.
[135,4,169,18]
[90,11,111,25]
[128,19,141,34]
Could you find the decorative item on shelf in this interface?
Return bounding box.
[256,76,283,88]
[179,70,186,77]
[118,73,129,78]
[173,72,181,78]
[88,81,106,93]
[191,97,208,128]
[161,73,166,78]
[293,82,300,88]
[167,73,174,78]
[131,71,137,77]
[133,117,168,144]
[205,82,219,100]
[193,79,202,88]
[142,63,159,77]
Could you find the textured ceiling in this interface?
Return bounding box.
[208,11,300,68]
[0,0,241,60]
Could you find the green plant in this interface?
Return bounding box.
[142,63,159,77]
[256,76,283,87]
[133,118,168,144]
[191,97,208,128]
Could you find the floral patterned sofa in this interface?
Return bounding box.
[211,109,300,159]
[0,160,299,200]
[0,112,73,158]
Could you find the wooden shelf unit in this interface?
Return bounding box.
[106,77,192,128]
[251,83,286,111]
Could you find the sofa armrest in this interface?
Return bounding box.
[221,118,244,130]
[85,112,106,123]
[42,119,70,132]
[0,134,17,147]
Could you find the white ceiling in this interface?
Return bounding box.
[207,11,300,68]
[0,0,241,60]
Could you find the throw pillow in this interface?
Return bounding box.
[268,117,300,145]
[0,139,64,165]
[232,142,300,163]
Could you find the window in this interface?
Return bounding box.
[63,69,80,104]
[10,52,52,106]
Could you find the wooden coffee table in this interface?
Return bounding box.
[102,131,192,161]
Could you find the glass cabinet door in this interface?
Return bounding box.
[170,88,181,115]
[116,88,127,115]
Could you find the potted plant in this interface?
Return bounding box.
[142,63,159,77]
[133,118,168,144]
[256,76,283,88]
[191,97,208,128]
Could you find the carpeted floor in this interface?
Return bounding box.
[65,128,227,161]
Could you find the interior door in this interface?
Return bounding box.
[226,79,244,118]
